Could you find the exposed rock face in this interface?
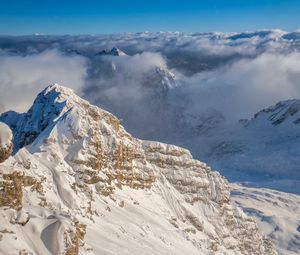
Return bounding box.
[0,144,12,163]
[0,122,13,163]
[0,84,277,255]
[0,171,43,210]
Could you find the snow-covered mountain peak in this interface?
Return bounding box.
[154,66,177,88]
[0,83,84,152]
[97,47,127,56]
[141,66,177,95]
[248,99,300,126]
[110,47,127,56]
[0,84,277,254]
[44,82,75,98]
[227,29,287,41]
[42,82,90,111]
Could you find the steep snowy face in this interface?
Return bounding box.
[248,99,300,126]
[0,122,13,163]
[0,84,276,255]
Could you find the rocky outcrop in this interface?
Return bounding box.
[0,171,43,210]
[0,143,12,163]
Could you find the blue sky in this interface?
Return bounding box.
[0,0,299,34]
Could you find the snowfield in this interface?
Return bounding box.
[231,184,300,255]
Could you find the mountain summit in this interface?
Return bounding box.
[0,84,276,255]
[97,47,127,56]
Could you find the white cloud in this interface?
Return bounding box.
[181,52,300,121]
[2,32,300,132]
[86,52,167,103]
[0,50,87,112]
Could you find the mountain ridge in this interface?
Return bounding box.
[0,83,276,254]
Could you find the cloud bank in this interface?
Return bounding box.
[1,30,300,130]
[180,52,300,122]
[0,49,87,112]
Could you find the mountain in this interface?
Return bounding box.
[0,84,276,255]
[227,29,287,41]
[97,47,127,56]
[244,99,300,126]
[231,184,300,255]
[199,99,300,194]
[143,67,177,91]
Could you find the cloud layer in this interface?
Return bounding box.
[1,30,300,129]
[180,52,300,122]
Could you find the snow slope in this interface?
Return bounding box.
[0,84,276,255]
[231,184,300,255]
